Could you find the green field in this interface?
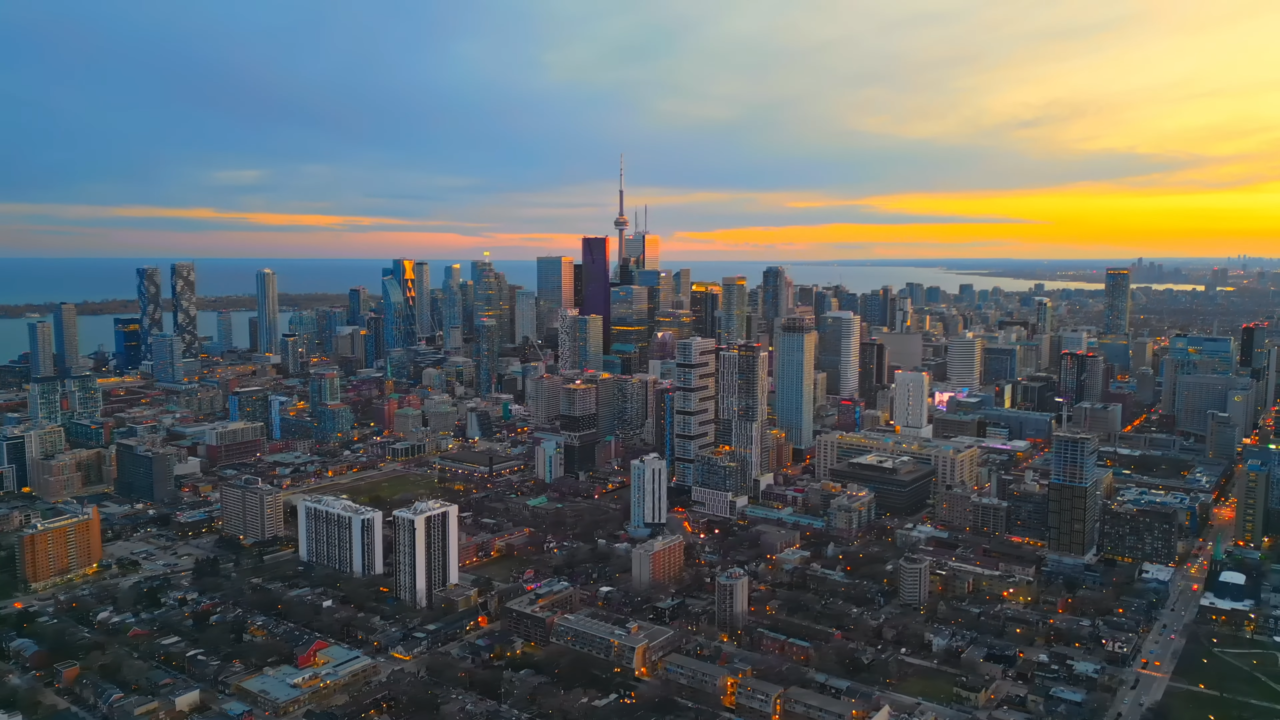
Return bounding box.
[1171,628,1280,706]
[1153,688,1276,720]
[891,668,955,705]
[349,473,445,505]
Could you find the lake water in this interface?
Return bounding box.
[0,257,1192,364]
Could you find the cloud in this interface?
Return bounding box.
[209,170,268,186]
[0,203,483,230]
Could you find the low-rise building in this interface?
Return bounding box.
[233,644,379,715]
[549,611,676,676]
[503,581,579,646]
[661,654,736,707]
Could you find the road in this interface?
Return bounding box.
[1107,500,1235,719]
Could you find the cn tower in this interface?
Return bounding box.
[614,155,630,259]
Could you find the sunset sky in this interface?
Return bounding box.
[3,2,1279,261]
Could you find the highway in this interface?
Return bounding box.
[1107,500,1235,719]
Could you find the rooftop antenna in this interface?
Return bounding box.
[645,204,648,232]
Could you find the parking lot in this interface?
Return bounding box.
[102,531,219,574]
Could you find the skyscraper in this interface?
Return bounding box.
[150,332,184,382]
[514,289,537,344]
[574,315,604,372]
[581,236,611,345]
[347,286,367,325]
[630,453,668,529]
[474,318,500,396]
[27,321,54,379]
[115,439,177,503]
[1241,322,1267,369]
[718,276,748,344]
[52,303,79,375]
[1102,268,1131,335]
[717,342,769,479]
[536,256,574,343]
[776,316,817,450]
[1047,433,1100,556]
[441,264,463,351]
[215,309,234,351]
[674,337,718,484]
[298,496,384,578]
[135,266,163,361]
[689,282,722,339]
[1058,351,1105,405]
[393,500,459,609]
[557,307,581,371]
[113,318,142,370]
[414,260,432,338]
[256,269,279,355]
[762,266,793,325]
[946,334,984,392]
[817,311,861,398]
[1034,297,1052,337]
[1237,459,1269,548]
[170,262,198,358]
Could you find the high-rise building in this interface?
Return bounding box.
[692,446,750,517]
[574,315,604,373]
[1102,268,1131,335]
[115,439,177,503]
[674,337,717,484]
[776,316,817,450]
[388,258,419,346]
[1241,322,1268,370]
[298,496,384,577]
[1034,297,1052,337]
[393,500,459,609]
[348,286,367,326]
[630,453,668,529]
[309,369,340,405]
[762,266,793,326]
[220,476,284,543]
[632,534,683,591]
[892,371,931,435]
[581,236,611,346]
[716,343,769,478]
[898,554,931,607]
[715,567,749,635]
[414,260,432,338]
[170,261,199,358]
[52,303,80,375]
[150,332,184,383]
[215,309,234,352]
[514,289,537,344]
[1058,351,1105,405]
[672,268,693,310]
[256,269,280,355]
[1237,459,1269,548]
[27,321,55,378]
[946,335,984,392]
[113,317,142,370]
[536,256,574,343]
[689,282,722,339]
[718,276,749,344]
[557,308,581,370]
[1047,433,1100,556]
[17,504,102,589]
[474,318,500,395]
[560,379,599,475]
[817,311,861,399]
[136,266,163,361]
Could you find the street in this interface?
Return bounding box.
[1107,501,1235,719]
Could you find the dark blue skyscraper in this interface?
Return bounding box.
[348,286,367,326]
[114,317,143,370]
[581,235,611,346]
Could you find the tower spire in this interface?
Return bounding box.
[619,154,625,217]
[613,154,630,256]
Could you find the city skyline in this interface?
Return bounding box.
[5,4,1280,260]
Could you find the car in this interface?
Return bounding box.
[1141,659,1149,668]
[1123,698,1130,705]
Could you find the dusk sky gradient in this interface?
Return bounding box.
[3,2,1279,260]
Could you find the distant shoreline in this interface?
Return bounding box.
[0,292,371,319]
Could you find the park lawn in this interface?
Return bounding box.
[890,668,955,705]
[1171,630,1280,705]
[350,473,442,504]
[1153,688,1271,720]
